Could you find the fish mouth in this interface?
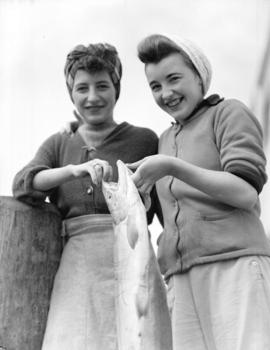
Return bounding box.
[102,160,151,212]
[116,160,130,194]
[102,160,129,195]
[102,160,132,205]
[102,160,131,224]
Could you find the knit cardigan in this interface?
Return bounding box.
[156,95,270,279]
[13,122,162,223]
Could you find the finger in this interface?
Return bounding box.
[138,183,153,195]
[94,164,103,185]
[89,159,111,184]
[130,172,144,187]
[102,164,113,182]
[59,126,66,134]
[60,122,72,135]
[87,166,98,186]
[141,192,151,211]
[126,158,146,170]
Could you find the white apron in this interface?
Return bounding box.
[41,214,117,350]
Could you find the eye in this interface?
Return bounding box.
[150,83,161,92]
[107,191,113,199]
[76,86,88,93]
[169,75,181,83]
[97,83,110,90]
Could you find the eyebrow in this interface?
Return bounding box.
[74,81,88,86]
[149,80,159,87]
[149,72,182,85]
[74,79,111,86]
[167,72,182,78]
[96,80,111,84]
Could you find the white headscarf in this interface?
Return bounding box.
[168,35,212,95]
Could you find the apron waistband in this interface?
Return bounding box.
[62,214,114,241]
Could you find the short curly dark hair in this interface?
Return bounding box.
[64,43,122,101]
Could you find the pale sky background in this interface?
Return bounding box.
[1,0,270,238]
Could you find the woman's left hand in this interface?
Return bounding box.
[127,155,172,193]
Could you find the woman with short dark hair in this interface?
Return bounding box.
[13,42,161,350]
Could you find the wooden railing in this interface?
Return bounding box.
[0,196,62,350]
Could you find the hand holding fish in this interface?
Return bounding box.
[73,159,113,186]
[127,155,173,193]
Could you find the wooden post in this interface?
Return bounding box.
[0,196,62,350]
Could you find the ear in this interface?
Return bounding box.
[198,78,204,94]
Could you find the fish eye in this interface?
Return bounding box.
[107,192,112,199]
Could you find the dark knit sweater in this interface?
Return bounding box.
[12,122,162,223]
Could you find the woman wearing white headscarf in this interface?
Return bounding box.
[128,34,270,349]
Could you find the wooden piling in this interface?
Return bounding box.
[0,196,62,350]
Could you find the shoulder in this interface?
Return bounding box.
[215,98,256,120]
[36,131,75,158]
[121,122,159,148]
[159,125,174,142]
[40,131,72,146]
[213,98,263,133]
[123,122,158,140]
[120,122,158,156]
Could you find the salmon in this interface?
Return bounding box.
[102,160,172,350]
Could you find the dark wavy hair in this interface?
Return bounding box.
[64,43,122,101]
[137,34,199,76]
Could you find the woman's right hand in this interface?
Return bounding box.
[72,159,113,186]
[33,159,113,191]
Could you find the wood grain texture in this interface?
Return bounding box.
[0,197,62,350]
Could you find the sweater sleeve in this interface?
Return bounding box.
[213,99,267,193]
[12,133,60,205]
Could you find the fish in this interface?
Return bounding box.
[102,160,172,350]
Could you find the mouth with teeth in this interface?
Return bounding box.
[84,105,105,113]
[165,96,184,110]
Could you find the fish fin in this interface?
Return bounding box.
[135,283,149,318]
[126,212,139,249]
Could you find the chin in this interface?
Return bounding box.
[86,116,105,124]
[172,113,186,123]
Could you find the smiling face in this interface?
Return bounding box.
[71,69,116,127]
[145,53,204,123]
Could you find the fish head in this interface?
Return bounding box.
[102,160,140,224]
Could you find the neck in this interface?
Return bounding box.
[78,120,118,147]
[81,119,117,133]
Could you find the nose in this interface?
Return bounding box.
[87,87,99,102]
[161,86,173,101]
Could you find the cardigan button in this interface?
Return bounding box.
[87,186,93,195]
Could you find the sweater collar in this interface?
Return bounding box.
[171,94,224,127]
